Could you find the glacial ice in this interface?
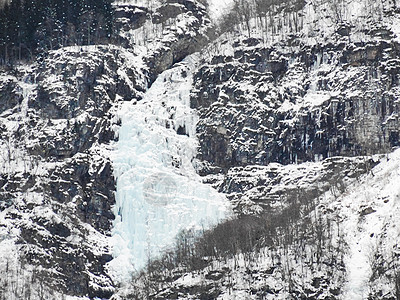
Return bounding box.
[110,54,231,281]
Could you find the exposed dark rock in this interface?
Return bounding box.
[191,39,400,172]
[336,23,352,36]
[114,5,149,30]
[0,79,22,114]
[154,2,185,24]
[360,206,377,216]
[145,0,211,83]
[0,0,214,298]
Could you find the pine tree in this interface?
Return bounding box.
[0,0,114,62]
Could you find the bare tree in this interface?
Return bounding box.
[233,0,254,37]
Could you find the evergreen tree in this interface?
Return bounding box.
[0,0,114,63]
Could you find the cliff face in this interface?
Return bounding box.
[112,1,400,299]
[0,0,211,298]
[192,37,400,173]
[0,0,400,299]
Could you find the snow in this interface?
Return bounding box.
[110,54,232,282]
[208,0,234,22]
[18,81,36,118]
[113,0,234,22]
[303,91,331,107]
[320,149,400,299]
[390,13,400,42]
[0,0,398,297]
[0,66,37,175]
[135,151,400,299]
[0,217,74,300]
[113,0,161,7]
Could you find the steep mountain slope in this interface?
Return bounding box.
[115,151,399,300]
[112,0,400,299]
[0,0,399,299]
[0,0,212,298]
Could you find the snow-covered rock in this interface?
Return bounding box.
[1,0,400,299]
[0,0,212,298]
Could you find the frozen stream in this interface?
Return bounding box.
[109,55,231,281]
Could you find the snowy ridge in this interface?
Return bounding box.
[110,54,231,282]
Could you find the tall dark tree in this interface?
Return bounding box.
[0,0,114,63]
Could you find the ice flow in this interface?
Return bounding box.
[110,55,231,281]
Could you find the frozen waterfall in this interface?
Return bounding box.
[109,55,231,281]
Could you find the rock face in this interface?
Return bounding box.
[111,1,400,300]
[1,0,400,299]
[0,46,120,299]
[191,38,400,173]
[214,156,379,214]
[0,0,211,298]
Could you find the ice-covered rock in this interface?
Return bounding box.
[110,54,231,281]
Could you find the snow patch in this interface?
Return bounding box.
[325,149,400,299]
